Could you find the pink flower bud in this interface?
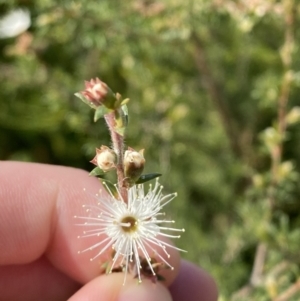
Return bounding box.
[90,146,116,172]
[81,78,109,107]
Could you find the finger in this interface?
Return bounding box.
[68,273,172,301]
[0,161,99,281]
[0,256,80,301]
[169,260,218,301]
[0,161,180,285]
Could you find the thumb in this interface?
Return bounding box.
[68,273,172,301]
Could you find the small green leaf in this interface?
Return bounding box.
[94,106,111,122]
[102,180,118,197]
[121,104,129,126]
[114,109,123,127]
[114,92,122,108]
[74,92,97,109]
[113,106,128,136]
[114,126,126,136]
[89,166,105,177]
[121,98,130,106]
[136,173,162,184]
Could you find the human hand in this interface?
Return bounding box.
[0,161,218,301]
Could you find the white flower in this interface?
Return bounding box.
[75,180,185,284]
[0,9,31,39]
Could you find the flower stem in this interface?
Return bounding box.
[104,112,128,202]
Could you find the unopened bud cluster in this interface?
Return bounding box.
[91,146,145,186]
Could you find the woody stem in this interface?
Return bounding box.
[104,112,128,203]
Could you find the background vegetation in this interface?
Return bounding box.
[1,0,300,300]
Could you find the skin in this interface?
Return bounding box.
[0,161,218,301]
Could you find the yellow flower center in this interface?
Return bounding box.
[121,216,138,233]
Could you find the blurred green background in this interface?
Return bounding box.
[1,1,300,300]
